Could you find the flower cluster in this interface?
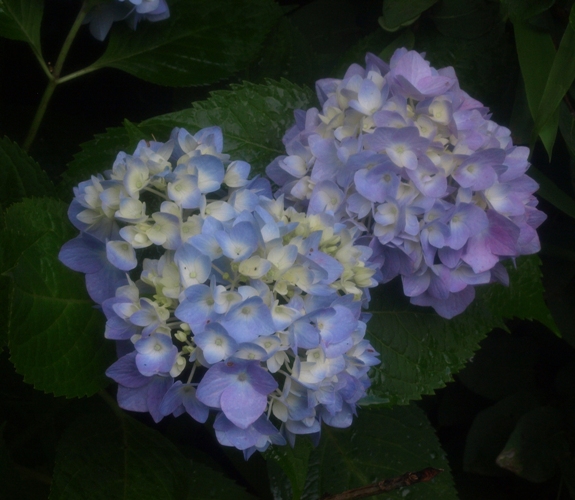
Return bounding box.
[266,48,546,318]
[59,126,380,458]
[85,0,170,41]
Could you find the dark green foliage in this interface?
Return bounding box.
[266,405,457,500]
[379,0,439,31]
[367,256,557,406]
[265,438,314,500]
[300,405,457,499]
[0,0,42,49]
[502,0,555,22]
[49,404,256,499]
[429,0,502,40]
[4,198,115,397]
[0,136,53,211]
[86,0,283,87]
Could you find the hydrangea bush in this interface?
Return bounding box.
[57,48,548,457]
[4,0,571,496]
[267,49,546,318]
[59,125,380,457]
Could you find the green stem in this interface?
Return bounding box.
[53,1,96,79]
[22,79,57,151]
[23,0,94,151]
[57,65,101,85]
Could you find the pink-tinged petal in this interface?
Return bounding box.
[453,148,504,190]
[484,210,520,256]
[462,233,499,274]
[448,203,488,250]
[499,146,530,181]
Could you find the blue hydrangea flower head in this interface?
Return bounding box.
[266,48,546,318]
[61,126,380,455]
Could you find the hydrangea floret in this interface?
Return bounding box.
[266,48,546,318]
[85,0,170,41]
[59,126,380,458]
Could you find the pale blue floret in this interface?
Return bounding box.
[214,413,286,459]
[175,283,219,333]
[159,381,209,422]
[167,174,201,209]
[174,243,212,288]
[219,296,275,343]
[215,222,259,262]
[135,333,178,376]
[196,359,278,429]
[194,323,238,364]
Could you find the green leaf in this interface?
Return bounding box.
[532,12,575,153]
[480,256,558,335]
[496,406,568,482]
[61,79,314,192]
[0,0,42,52]
[559,100,575,160]
[50,405,255,500]
[122,118,146,146]
[513,20,558,158]
[265,438,313,500]
[83,0,282,86]
[5,198,115,397]
[243,16,315,86]
[501,0,554,21]
[301,405,457,500]
[366,256,555,406]
[0,136,54,211]
[379,0,438,32]
[528,165,575,220]
[429,0,501,40]
[463,391,543,476]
